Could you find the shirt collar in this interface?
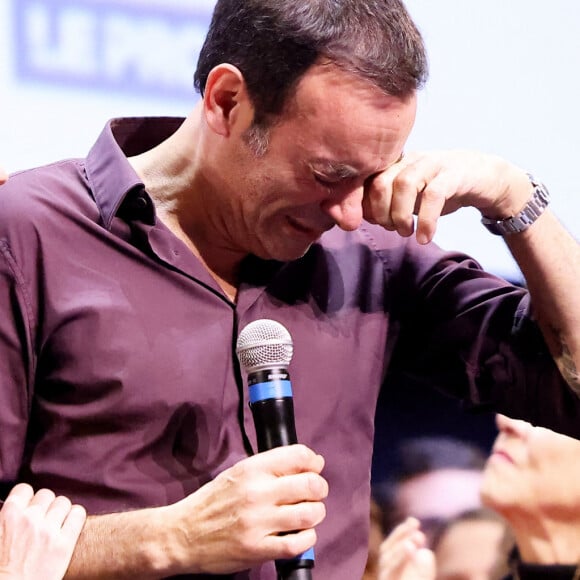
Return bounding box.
[85,117,185,230]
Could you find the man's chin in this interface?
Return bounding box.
[258,242,314,263]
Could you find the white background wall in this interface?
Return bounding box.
[404,1,579,280]
[1,0,577,281]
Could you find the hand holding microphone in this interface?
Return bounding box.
[237,319,323,580]
[154,320,325,577]
[162,444,326,576]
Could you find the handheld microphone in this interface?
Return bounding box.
[236,319,314,580]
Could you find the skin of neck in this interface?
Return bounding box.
[506,509,580,565]
[128,103,246,298]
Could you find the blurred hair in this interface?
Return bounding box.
[430,507,510,551]
[431,508,514,580]
[396,436,487,482]
[194,0,428,130]
[372,436,487,533]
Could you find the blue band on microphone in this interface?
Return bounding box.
[249,379,293,404]
[276,546,315,566]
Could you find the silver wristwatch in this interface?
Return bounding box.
[481,174,550,236]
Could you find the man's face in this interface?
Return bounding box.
[210,62,417,262]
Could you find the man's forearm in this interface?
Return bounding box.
[507,209,580,395]
[64,446,328,578]
[65,506,181,579]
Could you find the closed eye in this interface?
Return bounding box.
[313,173,337,187]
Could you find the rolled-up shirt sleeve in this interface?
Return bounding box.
[385,241,580,438]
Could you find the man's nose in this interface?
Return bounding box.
[320,186,364,231]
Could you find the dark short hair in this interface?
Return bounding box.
[194,0,428,125]
[430,507,512,558]
[396,436,487,481]
[372,437,487,533]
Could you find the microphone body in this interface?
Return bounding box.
[237,321,315,580]
[248,368,297,449]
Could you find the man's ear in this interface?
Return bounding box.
[203,64,253,137]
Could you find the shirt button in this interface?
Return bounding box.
[133,196,148,209]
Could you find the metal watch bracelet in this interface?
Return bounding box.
[481,174,550,236]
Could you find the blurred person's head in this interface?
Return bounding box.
[431,508,511,580]
[374,437,487,542]
[481,414,580,565]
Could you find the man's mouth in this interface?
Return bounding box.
[286,215,332,237]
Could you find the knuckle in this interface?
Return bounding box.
[239,537,258,558]
[317,502,327,523]
[37,487,56,499]
[237,523,256,552]
[310,502,326,526]
[281,529,317,559]
[54,495,72,510]
[293,443,312,463]
[367,175,388,196]
[278,540,297,560]
[393,171,417,191]
[293,506,312,530]
[71,504,87,520]
[235,511,260,545]
[36,524,54,544]
[390,211,413,232]
[369,204,392,225]
[240,479,264,508]
[368,188,389,208]
[418,213,437,229]
[389,207,406,222]
[226,458,253,486]
[10,482,33,496]
[421,185,443,204]
[306,473,327,498]
[1,500,20,520]
[292,502,325,530]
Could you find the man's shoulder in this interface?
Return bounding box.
[0,159,95,245]
[0,159,89,216]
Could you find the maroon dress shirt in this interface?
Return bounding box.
[0,117,576,579]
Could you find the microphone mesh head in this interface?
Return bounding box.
[236,319,293,372]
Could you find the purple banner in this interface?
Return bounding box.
[13,0,214,99]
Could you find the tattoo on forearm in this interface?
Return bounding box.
[558,341,580,397]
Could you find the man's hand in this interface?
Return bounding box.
[377,517,436,580]
[0,484,86,580]
[363,150,533,244]
[0,168,7,185]
[164,444,328,575]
